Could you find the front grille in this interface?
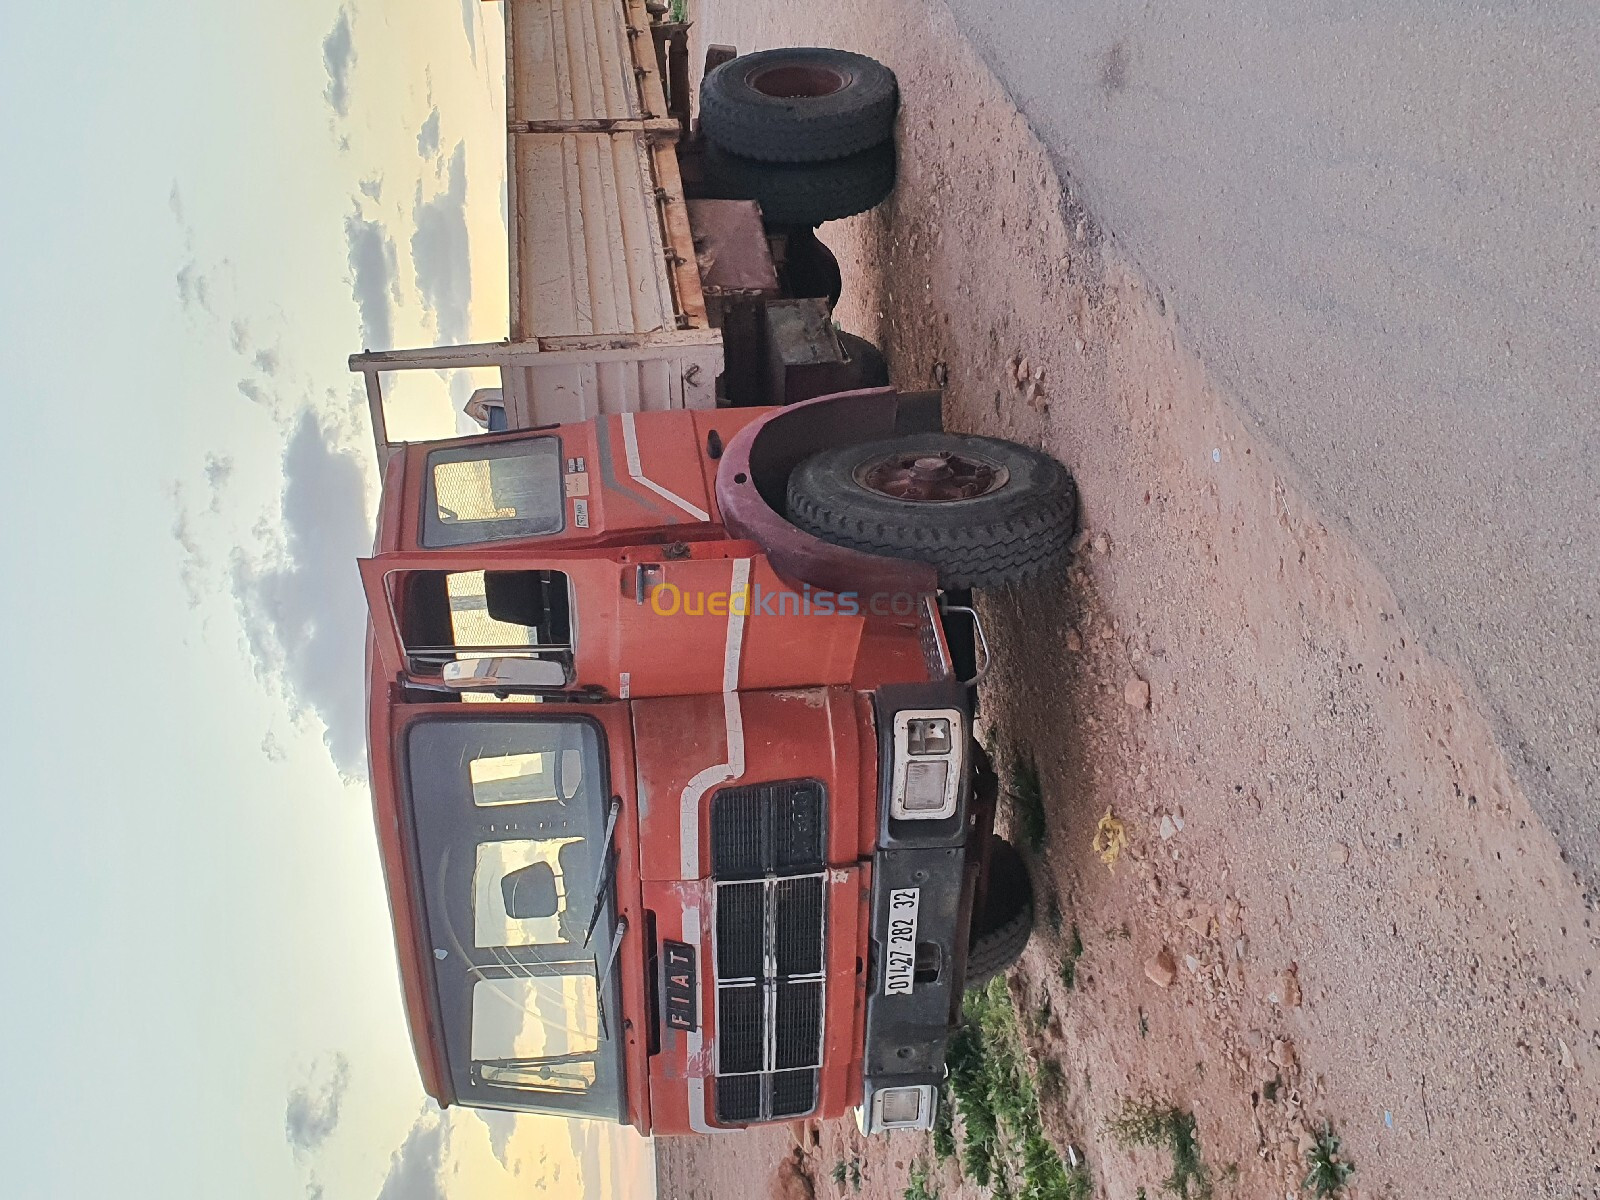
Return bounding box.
[715,882,765,980]
[715,1075,761,1124]
[774,981,823,1070]
[711,779,825,878]
[774,876,825,976]
[771,1069,818,1118]
[710,780,828,1125]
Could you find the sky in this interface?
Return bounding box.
[0,2,653,1197]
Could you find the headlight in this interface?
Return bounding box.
[890,709,963,820]
[857,1083,938,1133]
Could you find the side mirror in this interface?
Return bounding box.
[442,656,568,691]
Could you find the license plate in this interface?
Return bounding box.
[662,940,698,1032]
[882,887,921,996]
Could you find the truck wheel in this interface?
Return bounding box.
[965,836,1034,987]
[702,141,895,228]
[701,48,899,163]
[785,433,1078,588]
[838,332,890,389]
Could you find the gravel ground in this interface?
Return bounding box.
[660,3,1600,1197]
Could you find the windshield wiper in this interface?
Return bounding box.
[580,797,622,949]
[593,915,629,1042]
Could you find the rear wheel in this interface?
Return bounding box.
[785,432,1078,588]
[965,836,1033,987]
[701,140,896,227]
[700,47,899,163]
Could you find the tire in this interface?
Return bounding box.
[700,47,899,163]
[965,836,1034,987]
[701,140,895,228]
[785,433,1078,589]
[837,332,890,389]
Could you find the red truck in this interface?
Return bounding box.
[353,0,1076,1137]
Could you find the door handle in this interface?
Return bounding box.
[633,563,663,605]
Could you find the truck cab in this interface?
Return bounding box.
[363,395,1028,1133]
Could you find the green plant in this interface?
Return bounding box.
[903,1159,938,1200]
[931,1088,956,1163]
[669,0,688,21]
[1059,923,1085,990]
[830,1156,863,1192]
[1106,1095,1211,1199]
[944,977,1094,1199]
[1008,754,1047,848]
[1301,1121,1355,1198]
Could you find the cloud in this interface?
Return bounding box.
[322,8,356,117]
[175,262,211,312]
[376,1110,452,1200]
[360,176,384,202]
[284,1054,352,1154]
[345,208,400,350]
[238,378,273,406]
[472,1108,518,1169]
[232,408,373,778]
[204,454,235,511]
[254,347,282,376]
[416,108,441,160]
[459,0,478,64]
[205,454,234,490]
[410,141,472,345]
[262,730,289,763]
[170,488,208,608]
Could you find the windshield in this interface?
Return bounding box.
[406,717,624,1120]
[423,436,564,546]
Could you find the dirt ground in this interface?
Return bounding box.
[660,2,1600,1197]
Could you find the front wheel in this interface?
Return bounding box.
[965,836,1034,987]
[785,433,1078,588]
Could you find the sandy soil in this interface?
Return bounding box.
[660,2,1600,1197]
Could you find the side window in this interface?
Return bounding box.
[425,436,564,546]
[396,570,573,682]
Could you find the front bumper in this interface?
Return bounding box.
[856,683,983,1133]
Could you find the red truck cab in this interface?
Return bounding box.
[361,389,1073,1134]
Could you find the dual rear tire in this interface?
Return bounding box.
[699,47,899,228]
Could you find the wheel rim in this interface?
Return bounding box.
[854,450,1010,503]
[747,63,852,99]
